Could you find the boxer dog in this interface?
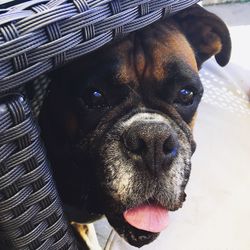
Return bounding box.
[40,4,231,248]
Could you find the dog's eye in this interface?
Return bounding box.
[176,88,195,106]
[83,88,108,108]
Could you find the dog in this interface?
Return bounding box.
[39,4,231,248]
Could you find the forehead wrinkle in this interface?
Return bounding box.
[138,24,198,82]
[108,34,150,90]
[132,33,148,84]
[110,38,139,88]
[101,21,198,89]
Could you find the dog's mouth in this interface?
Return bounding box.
[123,201,169,233]
[104,197,183,247]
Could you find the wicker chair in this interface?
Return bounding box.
[0,0,200,249]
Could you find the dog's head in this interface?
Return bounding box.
[40,5,231,247]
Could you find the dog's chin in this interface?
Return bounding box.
[104,198,184,248]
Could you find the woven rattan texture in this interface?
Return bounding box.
[0,95,77,249]
[0,0,200,93]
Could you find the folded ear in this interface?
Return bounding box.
[173,4,231,68]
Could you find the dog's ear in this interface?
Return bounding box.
[173,4,231,68]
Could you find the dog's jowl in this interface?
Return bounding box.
[40,4,231,248]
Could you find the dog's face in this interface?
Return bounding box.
[40,5,231,247]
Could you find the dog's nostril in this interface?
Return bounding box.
[123,132,146,154]
[163,135,178,157]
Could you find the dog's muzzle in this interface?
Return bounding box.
[97,110,193,247]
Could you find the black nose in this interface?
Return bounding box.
[123,122,178,174]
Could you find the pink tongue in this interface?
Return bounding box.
[123,204,169,233]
